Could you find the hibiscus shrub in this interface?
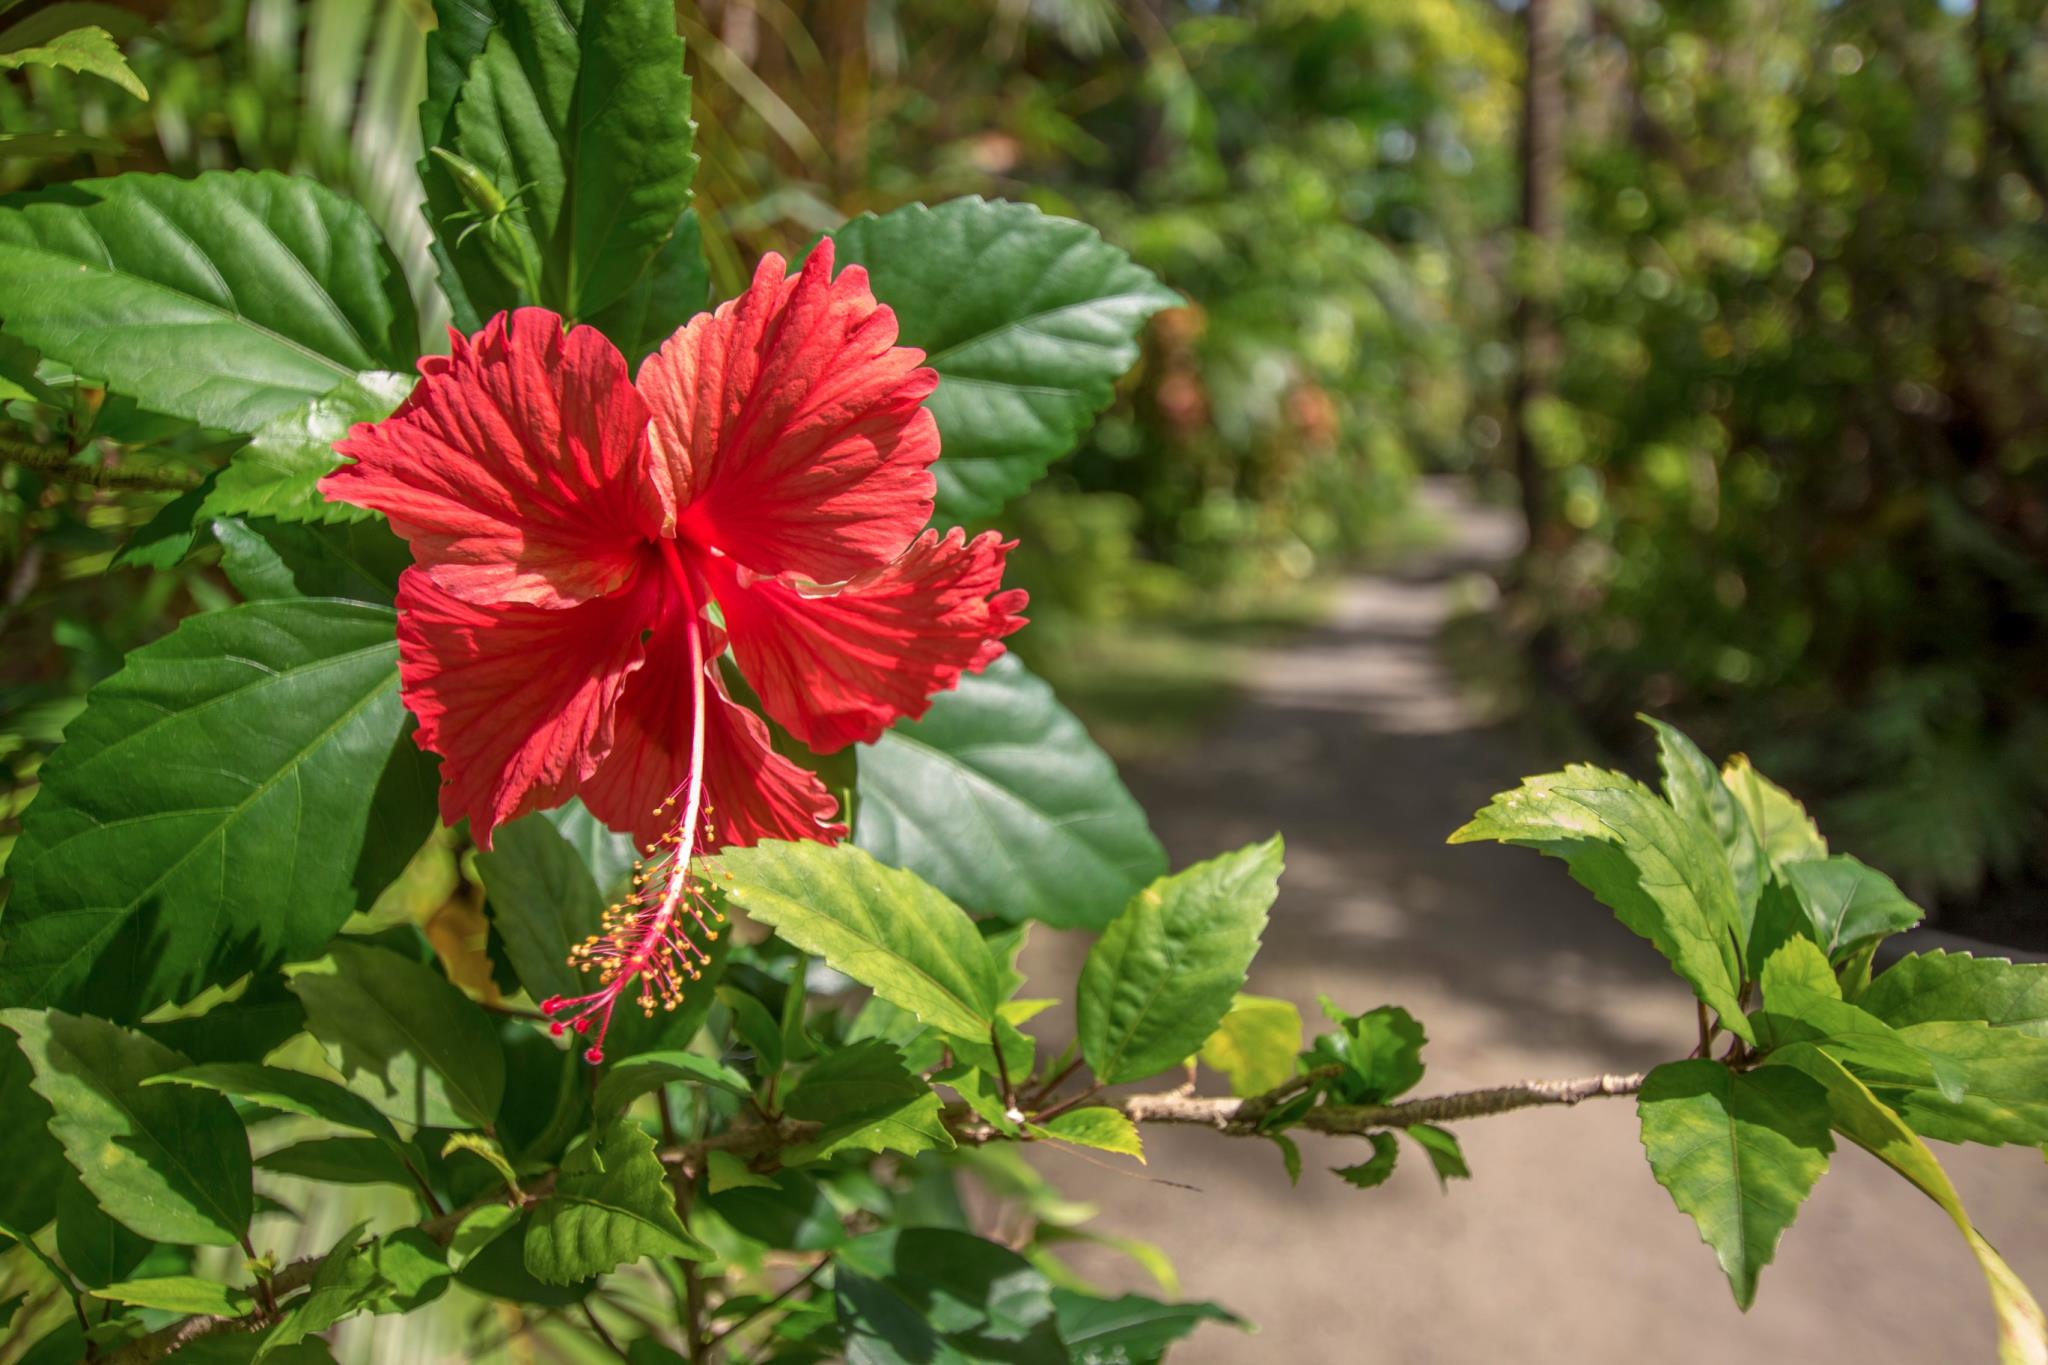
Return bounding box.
[1,4,2046,1364]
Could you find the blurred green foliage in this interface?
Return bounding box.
[5,0,2047,918]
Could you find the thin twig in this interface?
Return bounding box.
[706,1256,832,1351]
[581,1302,632,1363]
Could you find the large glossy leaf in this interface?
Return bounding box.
[1766,1043,2048,1365]
[211,515,409,605]
[0,601,413,1020]
[1869,1021,2048,1147]
[422,0,697,325]
[1,1010,251,1247]
[715,840,1002,1039]
[0,171,416,433]
[203,372,412,526]
[1754,938,1965,1100]
[0,1039,66,1237]
[1052,1290,1241,1365]
[854,654,1165,930]
[829,197,1180,522]
[1637,1058,1833,1309]
[524,1118,706,1283]
[1720,754,1828,874]
[1077,838,1283,1085]
[1859,951,2048,1035]
[1451,765,1751,1040]
[287,939,505,1130]
[835,1227,1067,1365]
[147,1063,403,1145]
[587,208,711,364]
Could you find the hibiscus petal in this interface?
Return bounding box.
[712,528,1028,753]
[323,308,672,608]
[395,566,655,847]
[638,240,938,584]
[580,611,843,850]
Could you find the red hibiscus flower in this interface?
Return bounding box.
[321,241,1026,1059]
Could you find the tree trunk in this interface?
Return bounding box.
[1508,0,1565,549]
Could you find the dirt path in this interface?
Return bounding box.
[1024,481,2048,1363]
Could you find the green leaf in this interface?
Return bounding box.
[704,1171,847,1252]
[1781,856,1924,959]
[0,25,146,100]
[592,1050,749,1118]
[55,1173,152,1287]
[1197,994,1302,1099]
[1871,1021,2048,1147]
[1304,1000,1426,1104]
[1859,951,2048,1035]
[1755,938,1964,1101]
[1332,1131,1399,1190]
[256,1136,415,1189]
[1,1009,251,1247]
[0,1039,66,1237]
[211,516,408,605]
[258,1225,386,1360]
[146,1063,401,1145]
[441,1133,521,1198]
[90,1276,252,1317]
[828,197,1181,522]
[287,939,506,1130]
[423,0,697,323]
[0,171,417,433]
[704,1150,778,1194]
[1077,838,1283,1085]
[1645,716,1765,916]
[587,208,710,365]
[0,600,411,1020]
[202,372,411,525]
[140,974,306,1067]
[1051,1290,1241,1365]
[835,1227,1067,1365]
[1764,1043,2048,1364]
[524,1118,707,1283]
[446,1203,518,1271]
[1032,1107,1143,1162]
[543,797,639,900]
[854,654,1166,930]
[1451,766,1751,1041]
[1404,1124,1469,1189]
[784,1040,955,1162]
[715,840,1002,1039]
[1720,754,1828,874]
[1636,1058,1833,1309]
[365,1228,451,1314]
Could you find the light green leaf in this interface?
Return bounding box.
[1077,839,1281,1085]
[1051,1290,1242,1365]
[1756,938,1965,1101]
[828,196,1181,521]
[1,1010,251,1247]
[203,372,412,525]
[1871,1021,2048,1147]
[1636,1058,1833,1309]
[0,171,417,433]
[1721,754,1828,874]
[0,25,145,100]
[1032,1107,1143,1163]
[423,0,697,323]
[1405,1124,1469,1189]
[90,1276,252,1317]
[1860,951,2048,1036]
[1305,1000,1426,1103]
[1451,765,1751,1040]
[524,1119,707,1282]
[288,939,506,1130]
[854,654,1165,930]
[593,1050,749,1118]
[0,601,418,1020]
[705,1150,778,1194]
[445,1203,518,1271]
[715,840,1002,1039]
[1782,856,1924,959]
[1765,1043,2048,1365]
[442,1133,521,1198]
[1646,715,1765,916]
[258,1224,386,1360]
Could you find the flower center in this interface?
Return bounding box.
[538,539,722,1064]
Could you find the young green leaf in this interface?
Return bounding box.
[1305,1001,1426,1104]
[1720,754,1828,874]
[715,840,1003,1038]
[827,196,1182,522]
[0,171,417,433]
[1781,855,1923,959]
[1078,838,1283,1085]
[1333,1131,1399,1190]
[1,1010,252,1247]
[1859,951,2048,1035]
[89,1276,253,1318]
[1051,1290,1243,1365]
[854,654,1167,930]
[1032,1108,1144,1163]
[1636,1058,1833,1309]
[1197,994,1303,1097]
[1645,716,1765,915]
[1869,1021,2048,1147]
[0,26,147,100]
[204,372,412,525]
[1404,1124,1470,1189]
[1755,938,1966,1101]
[258,1225,387,1360]
[0,601,416,1021]
[523,1119,707,1283]
[288,940,506,1130]
[1451,766,1751,1040]
[1765,1043,2048,1364]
